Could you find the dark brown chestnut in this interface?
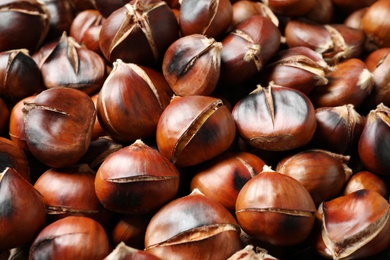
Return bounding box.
[190,151,266,212]
[303,0,334,24]
[95,139,180,214]
[310,58,374,108]
[162,34,222,96]
[97,60,173,142]
[0,137,30,182]
[0,49,43,106]
[43,0,75,42]
[276,149,352,206]
[95,0,129,18]
[358,103,390,176]
[0,167,46,251]
[179,0,233,39]
[23,87,96,168]
[156,95,236,167]
[99,0,180,65]
[311,105,365,155]
[343,171,389,199]
[331,0,376,15]
[0,97,9,134]
[0,0,50,53]
[36,32,107,95]
[219,15,281,88]
[232,83,317,151]
[34,164,112,227]
[236,167,316,246]
[29,216,110,260]
[314,189,390,259]
[144,189,243,259]
[262,0,315,17]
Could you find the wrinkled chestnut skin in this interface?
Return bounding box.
[0,49,43,106]
[156,95,237,167]
[219,15,281,87]
[37,32,107,95]
[29,216,110,260]
[236,170,316,246]
[34,164,112,227]
[162,34,222,96]
[190,151,266,212]
[0,137,30,182]
[343,171,389,199]
[99,0,180,66]
[232,83,316,151]
[358,103,390,175]
[315,189,390,259]
[145,190,243,260]
[0,167,46,251]
[23,87,96,168]
[0,0,50,53]
[97,60,173,142]
[276,149,352,206]
[179,0,232,39]
[95,140,180,214]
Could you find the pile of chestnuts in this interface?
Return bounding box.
[1,0,390,259]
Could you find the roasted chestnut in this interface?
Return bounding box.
[23,87,96,168]
[97,60,173,142]
[156,95,236,167]
[232,83,317,151]
[144,189,243,259]
[0,167,46,251]
[314,189,390,259]
[236,167,316,246]
[162,34,222,96]
[95,139,180,214]
[99,0,180,65]
[29,216,110,260]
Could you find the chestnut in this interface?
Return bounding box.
[94,0,129,18]
[0,137,30,182]
[314,189,390,259]
[219,15,281,88]
[111,214,151,249]
[69,10,105,47]
[311,105,365,155]
[33,164,112,227]
[303,0,334,24]
[43,0,75,42]
[144,189,243,259]
[99,0,180,65]
[0,49,43,106]
[331,0,376,15]
[232,83,317,152]
[0,97,9,135]
[358,103,390,176]
[104,242,160,260]
[364,47,390,72]
[260,46,330,95]
[37,32,107,95]
[0,0,50,53]
[344,7,368,30]
[190,151,266,213]
[23,87,96,168]
[235,167,316,246]
[90,93,108,140]
[0,167,46,251]
[310,58,374,108]
[29,216,110,260]
[95,139,180,214]
[156,95,236,167]
[162,34,222,96]
[276,149,352,206]
[362,0,390,50]
[343,171,389,199]
[97,60,173,143]
[179,0,233,39]
[262,0,316,17]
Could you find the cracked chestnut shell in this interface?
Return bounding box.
[358,103,390,176]
[23,87,96,168]
[156,95,236,167]
[95,139,180,214]
[144,189,243,259]
[162,34,222,96]
[314,189,390,259]
[232,83,316,151]
[97,60,173,142]
[29,216,110,260]
[0,0,50,53]
[0,167,46,251]
[235,167,316,246]
[99,0,180,65]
